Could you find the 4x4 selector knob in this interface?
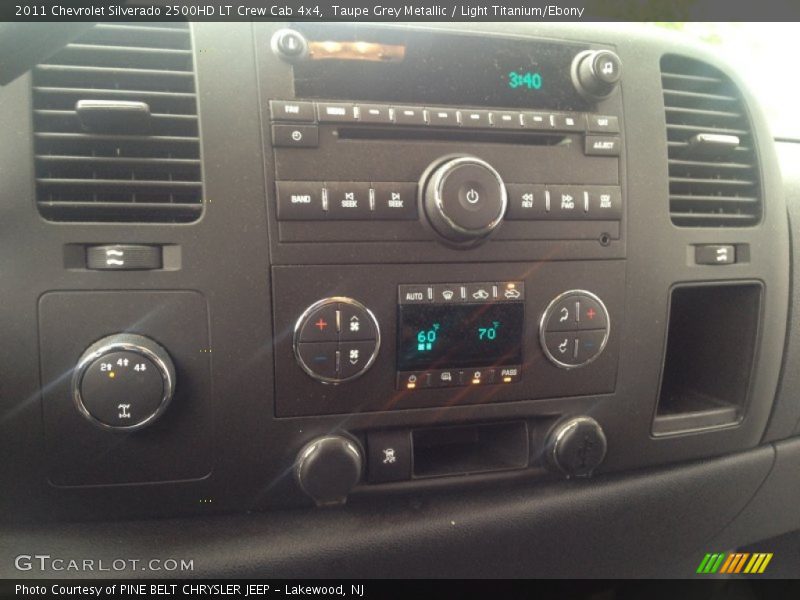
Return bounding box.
[72,333,176,431]
[421,155,508,246]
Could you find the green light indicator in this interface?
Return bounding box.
[416,323,440,352]
[478,321,500,341]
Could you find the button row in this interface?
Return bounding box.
[276,181,417,221]
[399,282,525,305]
[270,99,620,135]
[397,365,521,390]
[506,185,622,221]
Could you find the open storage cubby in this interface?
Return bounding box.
[653,283,762,436]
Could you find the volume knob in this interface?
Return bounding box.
[421,155,507,246]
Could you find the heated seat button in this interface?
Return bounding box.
[543,332,580,367]
[368,430,412,483]
[373,182,417,220]
[327,182,371,219]
[276,181,325,220]
[296,342,339,380]
[298,304,339,342]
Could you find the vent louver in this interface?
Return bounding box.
[33,23,202,223]
[661,54,761,227]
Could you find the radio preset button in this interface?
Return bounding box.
[524,112,553,130]
[358,104,394,124]
[326,182,371,219]
[427,107,460,127]
[588,115,620,133]
[317,102,358,123]
[270,100,315,122]
[372,182,417,220]
[584,135,621,156]
[492,111,523,128]
[461,109,491,128]
[276,181,326,220]
[394,106,427,126]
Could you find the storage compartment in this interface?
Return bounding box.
[412,421,529,478]
[653,283,762,435]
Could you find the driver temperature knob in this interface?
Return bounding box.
[421,155,508,246]
[72,333,176,432]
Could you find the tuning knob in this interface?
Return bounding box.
[547,417,607,478]
[295,435,363,506]
[72,333,176,432]
[421,155,507,246]
[572,50,622,100]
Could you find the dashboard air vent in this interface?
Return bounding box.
[33,23,202,223]
[661,54,761,227]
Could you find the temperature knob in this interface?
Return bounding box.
[72,334,176,431]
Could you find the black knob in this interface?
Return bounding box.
[422,155,507,246]
[547,417,607,478]
[296,435,363,506]
[572,50,622,100]
[72,334,176,432]
[271,28,308,62]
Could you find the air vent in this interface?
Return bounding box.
[33,23,202,223]
[661,54,761,227]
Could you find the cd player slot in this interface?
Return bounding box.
[337,126,569,146]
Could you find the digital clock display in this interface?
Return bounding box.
[507,71,543,90]
[397,303,524,371]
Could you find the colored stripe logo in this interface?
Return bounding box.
[697,552,773,574]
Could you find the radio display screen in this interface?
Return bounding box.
[397,303,524,371]
[292,27,591,111]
